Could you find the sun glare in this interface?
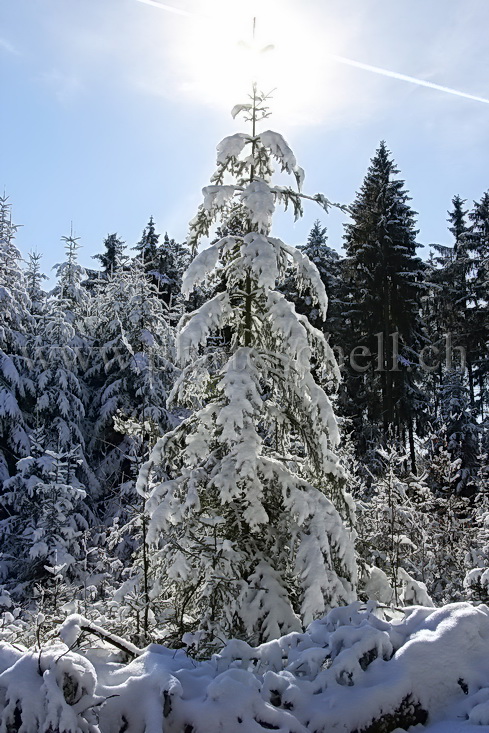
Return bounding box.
[169,0,341,126]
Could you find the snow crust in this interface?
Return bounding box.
[2,602,489,732]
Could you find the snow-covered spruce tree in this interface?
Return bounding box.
[0,272,96,597]
[25,251,47,317]
[40,230,96,488]
[82,256,177,641]
[133,215,159,271]
[0,195,32,481]
[31,300,93,485]
[50,228,94,431]
[52,228,89,327]
[133,217,191,313]
[86,255,176,518]
[281,219,342,337]
[300,220,342,332]
[154,232,191,312]
[0,431,90,601]
[138,89,357,649]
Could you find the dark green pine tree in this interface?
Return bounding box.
[467,192,489,418]
[133,217,190,310]
[425,196,470,422]
[93,233,126,275]
[430,369,481,496]
[154,232,187,307]
[443,195,471,375]
[134,216,159,271]
[449,194,469,246]
[342,141,427,470]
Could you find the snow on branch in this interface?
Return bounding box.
[177,293,230,363]
[59,614,143,659]
[241,233,280,289]
[241,180,275,232]
[281,241,329,322]
[202,185,237,214]
[216,133,251,166]
[259,130,305,191]
[181,242,220,299]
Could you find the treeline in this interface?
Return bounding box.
[0,137,488,642]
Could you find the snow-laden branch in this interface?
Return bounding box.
[59,614,143,659]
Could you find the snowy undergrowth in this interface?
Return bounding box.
[1,601,489,732]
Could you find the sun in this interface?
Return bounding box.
[169,0,341,126]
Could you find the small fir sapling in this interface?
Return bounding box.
[465,449,489,602]
[355,445,436,605]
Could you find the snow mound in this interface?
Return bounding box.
[2,602,489,731]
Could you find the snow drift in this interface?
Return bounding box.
[1,601,489,732]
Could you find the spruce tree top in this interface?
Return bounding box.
[134,216,160,266]
[448,195,468,248]
[93,233,126,274]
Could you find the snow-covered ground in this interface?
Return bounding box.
[2,601,489,732]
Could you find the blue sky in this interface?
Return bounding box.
[1,0,489,282]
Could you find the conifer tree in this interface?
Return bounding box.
[433,195,470,335]
[154,232,191,309]
[133,218,190,313]
[355,446,432,605]
[467,192,489,418]
[283,220,341,334]
[32,302,90,477]
[465,457,489,602]
[342,142,427,469]
[448,194,469,244]
[86,256,176,514]
[0,243,95,595]
[421,436,473,601]
[0,195,32,481]
[49,229,94,478]
[93,233,126,276]
[430,371,480,495]
[82,257,176,637]
[138,89,357,650]
[25,251,47,316]
[52,228,89,328]
[134,216,159,270]
[430,196,476,402]
[0,431,90,598]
